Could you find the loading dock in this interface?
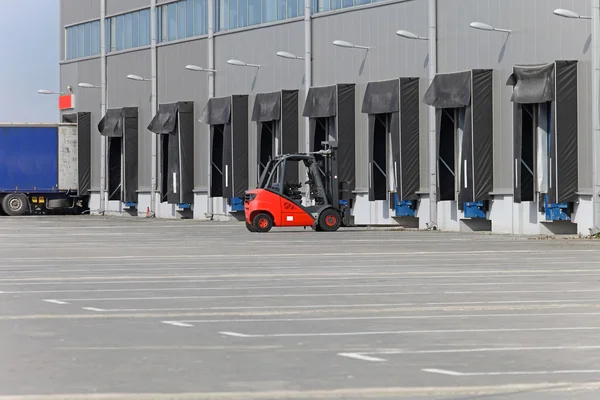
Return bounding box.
[251,90,299,185]
[302,84,356,226]
[507,61,579,225]
[423,70,494,230]
[147,102,195,209]
[97,107,139,209]
[361,78,421,218]
[200,95,249,213]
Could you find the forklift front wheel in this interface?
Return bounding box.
[318,208,342,232]
[253,213,273,233]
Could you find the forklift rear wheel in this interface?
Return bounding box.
[318,208,341,232]
[2,193,28,216]
[253,213,273,233]
[245,220,257,232]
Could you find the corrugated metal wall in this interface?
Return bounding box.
[214,21,307,187]
[107,50,153,191]
[437,0,592,192]
[311,0,429,191]
[106,0,151,16]
[157,39,210,191]
[60,0,595,203]
[60,0,100,61]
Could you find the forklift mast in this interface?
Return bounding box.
[318,140,353,225]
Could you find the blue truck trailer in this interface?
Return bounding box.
[0,122,91,216]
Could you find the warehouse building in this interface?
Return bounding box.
[58,0,598,235]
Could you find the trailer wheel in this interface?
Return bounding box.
[253,213,273,233]
[2,194,29,216]
[245,220,257,232]
[318,208,341,232]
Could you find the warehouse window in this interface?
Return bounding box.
[311,0,377,14]
[106,9,151,53]
[65,21,100,60]
[157,0,208,43]
[65,20,101,60]
[215,0,303,31]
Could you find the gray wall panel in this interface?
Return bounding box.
[437,0,592,191]
[60,0,100,60]
[60,59,102,191]
[107,0,151,16]
[213,21,305,96]
[214,21,306,189]
[107,50,153,191]
[311,0,429,191]
[157,40,210,191]
[311,1,429,85]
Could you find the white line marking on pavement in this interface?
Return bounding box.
[422,369,465,376]
[43,299,69,305]
[218,326,600,338]
[422,368,600,376]
[161,321,194,328]
[5,260,599,274]
[68,300,600,313]
[48,288,600,302]
[3,271,600,286]
[0,281,584,294]
[82,307,107,312]
[339,345,600,362]
[176,312,600,324]
[3,248,599,261]
[338,353,387,362]
[219,331,253,337]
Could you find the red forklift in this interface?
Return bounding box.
[244,142,352,232]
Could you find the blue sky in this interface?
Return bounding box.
[0,0,59,122]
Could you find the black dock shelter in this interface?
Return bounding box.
[423,69,493,210]
[361,78,420,204]
[251,90,299,183]
[302,83,356,215]
[97,107,138,203]
[200,95,249,200]
[147,101,194,205]
[61,111,92,197]
[507,60,578,205]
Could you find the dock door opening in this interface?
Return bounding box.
[211,124,225,198]
[438,108,465,202]
[519,104,535,202]
[371,114,389,201]
[159,134,170,203]
[107,137,122,201]
[312,117,334,169]
[259,121,276,178]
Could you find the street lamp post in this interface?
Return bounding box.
[185,64,217,219]
[553,5,599,234]
[78,81,109,214]
[395,19,438,230]
[127,73,156,216]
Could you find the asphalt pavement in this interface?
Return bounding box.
[1,216,600,399]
